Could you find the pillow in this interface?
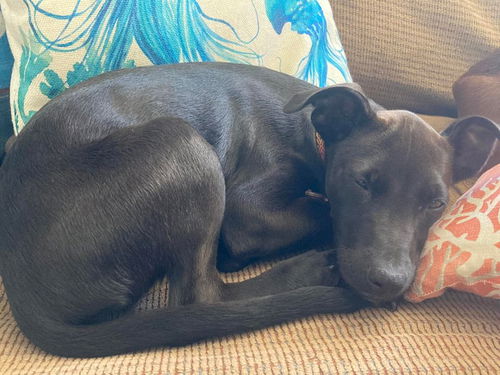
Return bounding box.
[406,165,500,302]
[1,0,351,134]
[0,9,13,88]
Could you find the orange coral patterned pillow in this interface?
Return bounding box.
[406,165,500,302]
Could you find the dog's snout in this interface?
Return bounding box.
[367,268,407,297]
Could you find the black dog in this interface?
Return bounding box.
[0,63,497,357]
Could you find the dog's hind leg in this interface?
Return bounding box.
[1,115,229,328]
[167,239,224,308]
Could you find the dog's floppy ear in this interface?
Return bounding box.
[442,116,499,183]
[284,83,375,143]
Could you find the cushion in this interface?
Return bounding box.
[0,9,13,88]
[406,165,500,302]
[0,113,497,373]
[330,0,500,117]
[1,0,350,134]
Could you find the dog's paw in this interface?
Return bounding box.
[274,250,340,289]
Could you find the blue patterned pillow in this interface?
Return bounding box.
[1,0,352,134]
[0,10,13,89]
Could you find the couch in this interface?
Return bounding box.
[0,2,499,374]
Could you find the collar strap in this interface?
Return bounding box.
[315,132,326,161]
[305,132,328,203]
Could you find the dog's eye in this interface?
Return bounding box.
[428,199,446,210]
[355,177,369,190]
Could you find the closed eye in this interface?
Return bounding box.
[355,177,369,190]
[421,182,448,211]
[427,199,446,210]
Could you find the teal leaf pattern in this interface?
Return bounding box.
[15,35,51,130]
[40,69,65,99]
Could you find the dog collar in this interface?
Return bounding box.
[315,132,326,161]
[304,132,328,203]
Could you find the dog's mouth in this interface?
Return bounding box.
[336,272,404,310]
[334,247,414,309]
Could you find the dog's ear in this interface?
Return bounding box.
[284,84,375,143]
[442,116,499,183]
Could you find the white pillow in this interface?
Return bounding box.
[1,0,352,133]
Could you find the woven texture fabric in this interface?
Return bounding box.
[330,0,500,117]
[1,269,499,375]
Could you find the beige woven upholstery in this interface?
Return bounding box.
[1,267,499,374]
[331,0,500,117]
[0,115,496,374]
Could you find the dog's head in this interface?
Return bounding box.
[285,85,499,304]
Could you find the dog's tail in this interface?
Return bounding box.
[11,286,363,358]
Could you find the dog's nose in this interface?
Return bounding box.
[367,268,407,297]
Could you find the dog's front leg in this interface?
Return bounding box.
[221,249,343,301]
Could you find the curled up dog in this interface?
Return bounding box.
[0,63,498,357]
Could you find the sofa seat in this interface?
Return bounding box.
[1,277,498,374]
[0,115,497,374]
